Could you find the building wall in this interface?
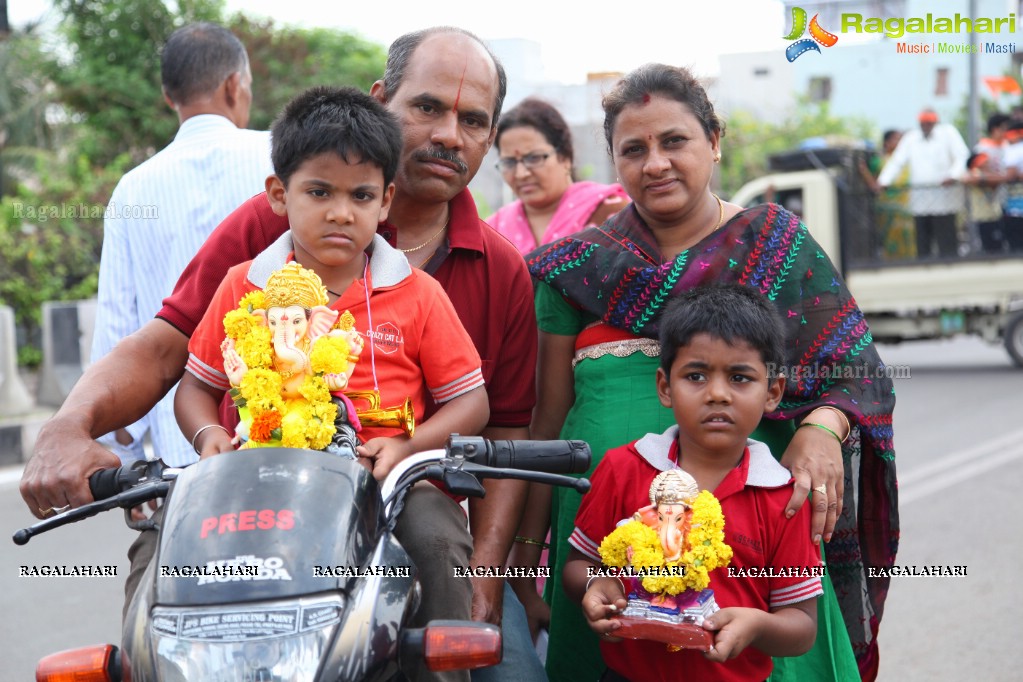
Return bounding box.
[716,50,796,124]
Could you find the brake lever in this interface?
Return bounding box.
[457,462,591,493]
[13,479,171,546]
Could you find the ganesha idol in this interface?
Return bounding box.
[597,469,733,651]
[220,262,365,456]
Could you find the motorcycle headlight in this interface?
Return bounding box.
[151,596,341,681]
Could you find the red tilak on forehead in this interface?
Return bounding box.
[453,64,468,109]
[642,92,652,104]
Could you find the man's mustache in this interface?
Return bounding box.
[413,147,468,174]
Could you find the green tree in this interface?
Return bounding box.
[230,15,387,131]
[719,99,876,197]
[1,3,387,366]
[48,0,225,166]
[0,28,59,196]
[0,153,129,365]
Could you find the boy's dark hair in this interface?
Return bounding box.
[987,112,1011,134]
[658,284,785,376]
[162,23,248,106]
[270,86,402,187]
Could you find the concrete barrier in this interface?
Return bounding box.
[36,299,96,407]
[0,305,33,417]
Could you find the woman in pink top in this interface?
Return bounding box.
[487,98,627,254]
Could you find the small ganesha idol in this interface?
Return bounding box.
[598,469,733,651]
[220,262,364,457]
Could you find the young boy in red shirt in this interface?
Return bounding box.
[564,284,821,682]
[175,86,488,478]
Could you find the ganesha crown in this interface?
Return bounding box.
[263,262,329,309]
[649,469,700,507]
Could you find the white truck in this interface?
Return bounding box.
[729,148,1023,367]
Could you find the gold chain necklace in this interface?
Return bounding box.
[400,223,447,254]
[711,193,724,230]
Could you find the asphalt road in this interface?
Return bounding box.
[1,336,1020,680]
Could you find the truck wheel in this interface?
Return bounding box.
[1005,312,1023,368]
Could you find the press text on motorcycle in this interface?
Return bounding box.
[199,508,295,538]
[313,565,412,577]
[452,566,552,578]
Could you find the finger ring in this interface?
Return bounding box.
[813,484,827,496]
[39,505,70,516]
[38,507,51,516]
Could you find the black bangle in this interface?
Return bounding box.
[514,535,550,549]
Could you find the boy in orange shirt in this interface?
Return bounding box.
[174,90,489,680]
[176,86,488,475]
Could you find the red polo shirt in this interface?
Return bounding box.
[570,427,823,682]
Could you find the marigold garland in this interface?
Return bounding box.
[223,291,353,451]
[598,489,732,594]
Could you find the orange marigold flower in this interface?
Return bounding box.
[250,410,282,442]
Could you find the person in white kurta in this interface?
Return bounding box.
[877,109,969,258]
[90,23,273,466]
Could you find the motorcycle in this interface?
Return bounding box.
[14,435,591,681]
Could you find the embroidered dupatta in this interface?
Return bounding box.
[528,202,897,678]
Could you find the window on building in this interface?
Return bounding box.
[808,76,832,103]
[935,67,949,96]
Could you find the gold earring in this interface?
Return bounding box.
[714,153,721,163]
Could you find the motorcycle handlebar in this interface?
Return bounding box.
[87,464,149,501]
[88,465,145,501]
[447,436,591,474]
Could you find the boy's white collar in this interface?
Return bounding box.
[633,425,792,488]
[247,232,412,290]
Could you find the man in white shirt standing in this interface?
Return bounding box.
[877,108,969,258]
[90,22,273,467]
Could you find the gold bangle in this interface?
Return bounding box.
[514,535,550,549]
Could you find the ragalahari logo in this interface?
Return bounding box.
[784,6,839,61]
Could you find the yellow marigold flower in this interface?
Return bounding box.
[599,521,661,568]
[641,572,687,596]
[306,415,336,451]
[598,489,732,595]
[280,409,310,449]
[236,327,273,369]
[239,290,266,312]
[299,375,331,404]
[240,369,284,412]
[310,399,338,424]
[224,308,259,340]
[309,336,350,375]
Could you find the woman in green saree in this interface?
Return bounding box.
[521,64,897,682]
